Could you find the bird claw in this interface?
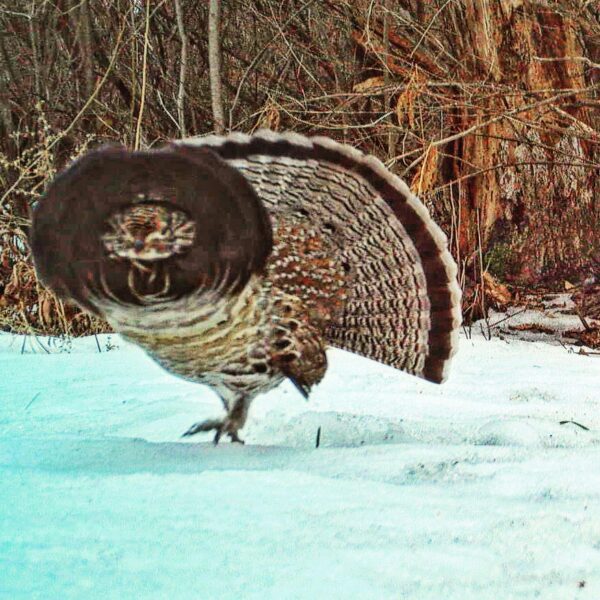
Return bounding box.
[182,418,245,445]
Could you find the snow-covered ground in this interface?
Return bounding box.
[1,327,599,599]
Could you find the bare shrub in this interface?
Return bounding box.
[0,0,597,334]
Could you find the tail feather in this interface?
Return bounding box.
[174,130,462,383]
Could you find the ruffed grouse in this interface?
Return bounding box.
[31,131,462,443]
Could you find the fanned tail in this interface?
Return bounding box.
[175,131,462,383]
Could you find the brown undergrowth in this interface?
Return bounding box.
[0,1,597,337]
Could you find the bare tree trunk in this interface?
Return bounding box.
[208,0,225,134]
[382,0,394,160]
[444,1,599,285]
[174,0,188,137]
[79,0,94,98]
[134,0,151,150]
[348,0,598,287]
[28,2,41,100]
[0,37,15,158]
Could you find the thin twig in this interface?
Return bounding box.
[488,307,528,329]
[396,82,600,174]
[25,391,41,410]
[533,55,600,70]
[228,0,319,130]
[134,0,151,150]
[559,420,590,431]
[0,22,126,208]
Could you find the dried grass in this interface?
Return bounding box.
[0,0,597,336]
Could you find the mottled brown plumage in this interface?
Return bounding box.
[31,131,462,443]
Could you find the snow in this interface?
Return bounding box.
[477,292,591,346]
[1,328,599,599]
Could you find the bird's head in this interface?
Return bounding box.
[30,144,273,315]
[101,202,196,262]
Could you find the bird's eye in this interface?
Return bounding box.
[133,239,145,252]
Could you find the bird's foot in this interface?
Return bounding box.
[181,418,245,445]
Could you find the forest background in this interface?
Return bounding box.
[0,0,598,336]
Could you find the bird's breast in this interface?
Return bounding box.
[109,277,273,386]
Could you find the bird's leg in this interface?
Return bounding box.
[221,396,250,443]
[182,396,250,445]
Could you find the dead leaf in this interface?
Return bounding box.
[396,69,426,128]
[40,296,53,327]
[410,145,438,195]
[509,323,554,334]
[258,102,281,131]
[353,76,386,94]
[564,327,600,349]
[483,271,512,307]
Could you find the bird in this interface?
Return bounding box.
[30,130,462,444]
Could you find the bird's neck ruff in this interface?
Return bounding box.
[30,145,273,318]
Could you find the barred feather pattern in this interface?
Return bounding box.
[107,214,346,406]
[257,160,429,374]
[31,131,461,442]
[176,130,461,383]
[102,203,196,260]
[115,276,286,407]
